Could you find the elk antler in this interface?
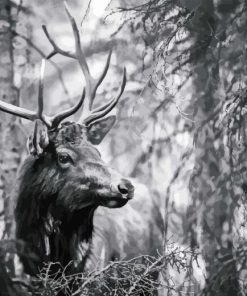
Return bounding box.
[0,59,85,129]
[42,1,126,126]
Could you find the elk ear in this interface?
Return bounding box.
[27,120,49,157]
[87,116,116,145]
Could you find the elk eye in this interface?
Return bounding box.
[58,153,72,165]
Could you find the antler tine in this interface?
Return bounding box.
[42,25,76,60]
[64,1,112,114]
[38,59,51,127]
[0,101,37,121]
[38,59,45,119]
[64,1,94,114]
[93,50,112,98]
[51,88,85,128]
[82,68,126,126]
[39,58,85,128]
[0,59,48,124]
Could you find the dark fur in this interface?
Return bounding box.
[15,122,129,275]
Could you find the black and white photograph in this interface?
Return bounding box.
[0,0,246,295]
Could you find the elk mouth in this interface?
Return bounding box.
[86,181,134,209]
[100,197,129,208]
[95,193,130,208]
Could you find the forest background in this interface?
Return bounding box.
[0,0,247,295]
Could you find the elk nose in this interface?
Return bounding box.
[117,179,134,199]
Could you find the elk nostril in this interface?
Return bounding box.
[117,179,135,199]
[118,184,129,195]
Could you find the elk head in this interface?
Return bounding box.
[0,2,134,274]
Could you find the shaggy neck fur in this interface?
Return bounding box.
[15,154,97,275]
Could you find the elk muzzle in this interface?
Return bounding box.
[106,175,135,208]
[95,168,135,208]
[117,179,135,200]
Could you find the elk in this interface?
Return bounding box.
[0,2,162,279]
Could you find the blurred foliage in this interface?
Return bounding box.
[113,0,247,295]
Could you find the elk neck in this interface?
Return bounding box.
[45,203,98,270]
[15,152,99,273]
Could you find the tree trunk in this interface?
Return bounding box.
[189,0,240,295]
[0,0,22,241]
